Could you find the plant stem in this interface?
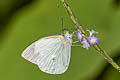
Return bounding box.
[61,0,120,72]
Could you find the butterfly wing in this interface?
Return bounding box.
[22,35,71,74]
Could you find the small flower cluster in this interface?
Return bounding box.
[76,29,99,50]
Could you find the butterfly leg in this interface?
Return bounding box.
[72,45,82,47]
[72,41,79,43]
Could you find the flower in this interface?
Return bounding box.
[87,29,99,45]
[76,29,90,50]
[81,38,90,50]
[76,29,84,42]
[87,29,98,36]
[87,36,99,45]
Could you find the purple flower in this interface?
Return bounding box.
[76,29,90,50]
[81,38,90,50]
[76,29,84,42]
[87,36,99,45]
[87,29,98,36]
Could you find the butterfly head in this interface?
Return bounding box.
[62,29,72,38]
[62,28,72,44]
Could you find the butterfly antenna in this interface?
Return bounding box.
[61,17,64,33]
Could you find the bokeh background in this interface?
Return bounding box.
[0,0,120,80]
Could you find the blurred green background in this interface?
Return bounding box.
[0,0,120,80]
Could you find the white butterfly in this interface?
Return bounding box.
[22,29,73,74]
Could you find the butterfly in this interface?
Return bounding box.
[21,29,73,74]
